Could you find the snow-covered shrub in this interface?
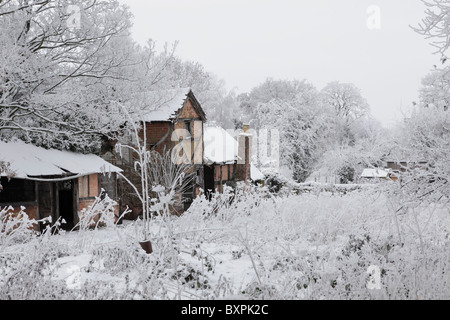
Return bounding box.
[146,150,195,215]
[0,236,71,299]
[180,185,449,300]
[0,206,38,247]
[321,231,450,300]
[264,172,310,195]
[76,191,120,231]
[265,173,287,193]
[264,171,363,197]
[1,180,448,300]
[337,165,355,184]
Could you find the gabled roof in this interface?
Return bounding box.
[140,87,206,122]
[0,141,122,180]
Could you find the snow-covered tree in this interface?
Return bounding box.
[318,118,390,183]
[392,106,450,204]
[413,0,450,62]
[0,0,135,151]
[238,78,309,126]
[393,0,450,204]
[320,81,370,122]
[250,79,332,182]
[313,82,379,182]
[419,66,450,111]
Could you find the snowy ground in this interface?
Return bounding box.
[1,185,449,300]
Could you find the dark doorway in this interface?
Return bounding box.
[38,182,55,232]
[204,165,215,200]
[58,180,74,230]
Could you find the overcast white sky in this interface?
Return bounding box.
[118,0,439,127]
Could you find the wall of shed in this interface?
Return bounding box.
[1,173,120,233]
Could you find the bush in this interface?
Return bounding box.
[0,206,38,247]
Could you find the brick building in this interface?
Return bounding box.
[103,88,263,217]
[102,88,206,215]
[0,141,122,231]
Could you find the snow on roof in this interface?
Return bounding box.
[360,168,389,178]
[140,87,191,122]
[204,126,239,165]
[0,140,122,179]
[204,126,264,181]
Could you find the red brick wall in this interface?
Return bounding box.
[179,98,199,119]
[141,122,173,154]
[88,174,99,197]
[221,165,228,181]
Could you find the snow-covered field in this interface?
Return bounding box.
[1,185,449,300]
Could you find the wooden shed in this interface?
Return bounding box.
[0,141,122,232]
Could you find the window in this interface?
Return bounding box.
[185,121,192,136]
[78,174,99,198]
[0,178,35,204]
[79,175,89,198]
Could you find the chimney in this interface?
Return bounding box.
[236,124,251,183]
